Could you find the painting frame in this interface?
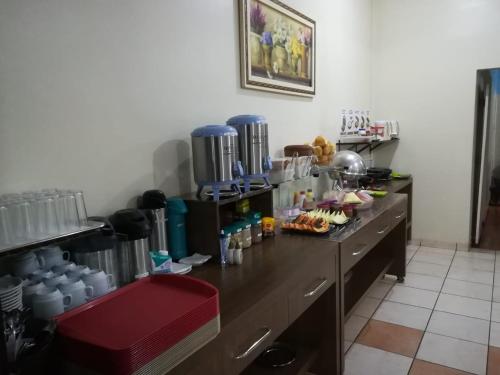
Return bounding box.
[239,0,316,97]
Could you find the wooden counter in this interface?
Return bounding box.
[170,193,407,375]
[170,235,340,375]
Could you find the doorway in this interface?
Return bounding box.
[470,68,500,250]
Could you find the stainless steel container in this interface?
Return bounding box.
[226,115,271,177]
[110,209,152,284]
[73,249,119,282]
[191,125,242,185]
[70,217,121,285]
[147,208,167,251]
[141,190,168,251]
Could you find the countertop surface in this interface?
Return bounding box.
[189,193,406,327]
[324,192,407,243]
[189,234,332,328]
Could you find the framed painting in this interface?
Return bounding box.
[239,0,316,97]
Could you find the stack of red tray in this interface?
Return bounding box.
[56,274,220,374]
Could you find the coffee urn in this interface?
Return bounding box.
[226,115,272,192]
[140,190,168,252]
[70,217,121,285]
[191,124,243,200]
[109,209,152,284]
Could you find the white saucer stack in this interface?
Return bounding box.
[0,275,23,312]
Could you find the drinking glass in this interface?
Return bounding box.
[0,205,13,246]
[55,194,79,232]
[32,197,59,238]
[9,201,35,242]
[72,191,88,226]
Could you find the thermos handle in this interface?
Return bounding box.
[262,156,272,171]
[107,274,114,288]
[233,161,244,177]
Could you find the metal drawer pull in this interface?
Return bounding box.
[395,211,405,219]
[234,327,272,359]
[352,245,367,256]
[304,278,328,297]
[377,225,390,235]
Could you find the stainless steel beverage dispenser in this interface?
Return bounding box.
[226,115,271,192]
[109,209,152,284]
[140,190,168,252]
[191,125,243,200]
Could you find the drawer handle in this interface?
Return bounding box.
[377,225,390,235]
[234,327,272,360]
[352,244,368,256]
[395,211,405,219]
[304,278,328,297]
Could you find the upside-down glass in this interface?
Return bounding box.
[9,201,35,242]
[55,194,80,232]
[32,197,59,238]
[0,205,13,246]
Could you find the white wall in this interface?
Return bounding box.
[371,0,500,244]
[0,0,371,216]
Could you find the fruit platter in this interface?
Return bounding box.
[281,209,350,234]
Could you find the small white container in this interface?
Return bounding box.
[234,249,243,265]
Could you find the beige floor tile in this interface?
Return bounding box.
[344,340,353,353]
[373,300,432,330]
[448,266,494,285]
[435,293,491,321]
[419,246,456,255]
[442,279,493,301]
[368,281,394,299]
[456,250,495,261]
[345,315,369,342]
[420,240,456,250]
[407,260,449,278]
[492,302,500,323]
[493,286,500,303]
[452,257,494,272]
[427,311,489,344]
[402,272,444,291]
[490,322,500,348]
[417,332,487,375]
[345,343,413,375]
[385,285,439,309]
[353,296,382,318]
[413,251,454,266]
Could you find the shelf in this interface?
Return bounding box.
[182,185,273,206]
[336,139,399,153]
[242,344,318,375]
[0,220,105,255]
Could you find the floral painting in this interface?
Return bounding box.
[239,0,316,97]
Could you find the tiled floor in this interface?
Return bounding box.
[344,244,500,375]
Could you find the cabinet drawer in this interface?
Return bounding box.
[389,199,407,225]
[222,296,288,374]
[289,251,336,322]
[341,212,393,273]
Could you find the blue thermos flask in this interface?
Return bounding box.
[166,197,188,261]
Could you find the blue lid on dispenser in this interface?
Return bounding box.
[191,125,238,137]
[226,115,267,125]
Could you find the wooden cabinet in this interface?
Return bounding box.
[222,296,288,374]
[170,237,340,375]
[288,251,336,323]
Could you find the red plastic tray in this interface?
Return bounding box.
[56,274,219,374]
